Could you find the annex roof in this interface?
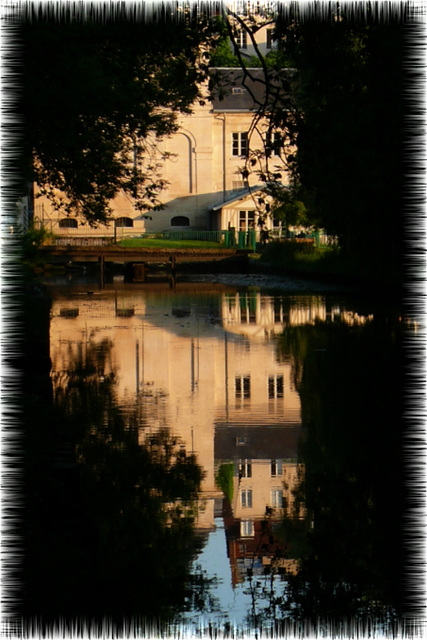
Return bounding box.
[210,186,264,211]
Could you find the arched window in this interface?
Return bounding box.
[171,216,190,227]
[115,217,134,227]
[59,218,78,228]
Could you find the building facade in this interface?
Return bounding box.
[34,67,287,243]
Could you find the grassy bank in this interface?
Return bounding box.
[256,241,340,274]
[255,241,403,291]
[119,238,223,250]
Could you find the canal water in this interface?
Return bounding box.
[21,274,414,634]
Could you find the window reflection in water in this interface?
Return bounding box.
[48,286,374,537]
[50,286,309,511]
[43,283,408,627]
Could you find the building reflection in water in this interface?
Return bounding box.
[49,284,373,586]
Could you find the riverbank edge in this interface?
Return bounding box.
[245,257,405,300]
[30,248,405,301]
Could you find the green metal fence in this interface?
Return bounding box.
[164,230,225,243]
[270,228,333,248]
[142,229,257,251]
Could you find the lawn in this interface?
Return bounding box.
[118,238,224,250]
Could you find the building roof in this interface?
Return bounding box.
[209,67,290,112]
[215,425,303,460]
[209,68,267,112]
[210,186,264,211]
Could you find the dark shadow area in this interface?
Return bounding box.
[18,287,212,630]
[267,315,409,625]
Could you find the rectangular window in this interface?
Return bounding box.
[226,292,237,312]
[236,375,251,399]
[239,292,257,324]
[240,520,255,537]
[239,459,252,478]
[239,210,255,232]
[274,298,283,323]
[241,489,253,508]
[271,489,283,508]
[266,131,281,157]
[268,374,284,399]
[236,30,248,49]
[232,180,249,191]
[232,132,248,157]
[266,28,276,50]
[271,459,283,477]
[236,1,248,15]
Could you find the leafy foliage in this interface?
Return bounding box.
[20,224,53,266]
[208,17,288,69]
[272,5,407,277]
[215,463,234,502]
[226,3,409,282]
[22,331,210,621]
[20,4,217,225]
[274,315,406,621]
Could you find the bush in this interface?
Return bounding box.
[261,240,316,262]
[21,225,53,266]
[215,463,234,502]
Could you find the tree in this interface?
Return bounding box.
[275,3,408,277]
[237,313,407,627]
[19,3,217,225]
[224,2,413,281]
[276,315,406,622]
[22,334,212,623]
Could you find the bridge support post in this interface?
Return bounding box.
[132,263,146,282]
[99,255,105,288]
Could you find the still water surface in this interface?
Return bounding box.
[23,277,410,632]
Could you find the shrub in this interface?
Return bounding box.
[215,463,234,502]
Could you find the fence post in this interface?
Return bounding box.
[250,230,256,251]
[313,230,320,247]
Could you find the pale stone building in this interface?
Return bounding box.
[49,285,371,532]
[49,285,305,528]
[35,67,288,243]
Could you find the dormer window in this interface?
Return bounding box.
[236,1,248,16]
[232,87,245,94]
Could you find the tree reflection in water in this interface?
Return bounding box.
[22,338,216,625]
[244,314,407,628]
[20,289,415,634]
